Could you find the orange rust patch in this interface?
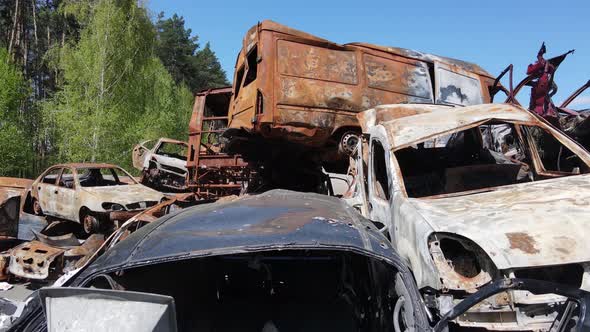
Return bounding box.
[506,232,540,254]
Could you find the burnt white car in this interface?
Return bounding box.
[132,138,188,191]
[345,103,590,330]
[30,163,164,234]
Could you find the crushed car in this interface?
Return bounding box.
[133,138,190,192]
[344,102,590,330]
[28,163,164,234]
[7,190,590,331]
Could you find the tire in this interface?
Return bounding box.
[32,198,44,216]
[82,213,100,235]
[393,273,417,332]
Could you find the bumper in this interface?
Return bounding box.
[108,210,142,222]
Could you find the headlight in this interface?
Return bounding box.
[428,233,496,293]
[101,202,125,211]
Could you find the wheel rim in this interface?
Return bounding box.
[33,200,42,215]
[393,296,408,332]
[83,215,97,234]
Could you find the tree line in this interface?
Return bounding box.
[0,0,228,177]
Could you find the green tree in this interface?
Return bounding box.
[44,0,192,171]
[0,48,32,176]
[155,13,228,92]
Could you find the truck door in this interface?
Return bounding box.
[367,139,394,235]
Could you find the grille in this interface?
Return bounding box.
[513,264,584,288]
[126,201,158,210]
[161,164,186,174]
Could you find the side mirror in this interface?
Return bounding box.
[39,287,177,332]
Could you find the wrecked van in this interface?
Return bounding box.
[345,102,590,330]
[226,20,498,163]
[8,190,590,331]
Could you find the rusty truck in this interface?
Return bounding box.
[223,20,500,192]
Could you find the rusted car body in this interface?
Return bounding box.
[186,87,248,198]
[227,20,498,156]
[344,102,590,330]
[132,138,189,191]
[30,163,164,234]
[0,178,31,238]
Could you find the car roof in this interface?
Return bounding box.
[50,163,121,169]
[78,190,400,276]
[359,103,538,150]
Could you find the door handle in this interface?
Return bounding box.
[368,202,373,211]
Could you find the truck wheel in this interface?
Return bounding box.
[82,213,100,235]
[32,198,44,216]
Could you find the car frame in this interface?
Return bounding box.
[30,163,164,234]
[132,138,189,191]
[345,102,590,330]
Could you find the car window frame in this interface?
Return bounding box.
[41,167,63,186]
[519,123,590,178]
[57,167,76,190]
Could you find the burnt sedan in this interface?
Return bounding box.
[29,163,164,234]
[8,190,590,331]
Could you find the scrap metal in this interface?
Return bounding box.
[186,87,249,198]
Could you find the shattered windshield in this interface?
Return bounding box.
[156,142,187,161]
[394,121,590,198]
[77,167,138,187]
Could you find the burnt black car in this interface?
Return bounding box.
[9,190,590,331]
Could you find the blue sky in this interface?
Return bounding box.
[149,0,590,108]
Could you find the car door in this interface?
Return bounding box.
[367,138,394,234]
[37,167,62,216]
[132,140,155,171]
[55,167,78,221]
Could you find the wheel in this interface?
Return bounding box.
[393,273,416,332]
[82,213,100,234]
[32,198,44,216]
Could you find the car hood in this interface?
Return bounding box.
[409,174,590,269]
[153,155,187,171]
[82,185,163,206]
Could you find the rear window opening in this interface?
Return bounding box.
[85,250,407,332]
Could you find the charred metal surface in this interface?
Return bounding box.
[227,20,496,152]
[75,190,396,279]
[186,87,249,198]
[8,241,64,280]
[429,240,492,293]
